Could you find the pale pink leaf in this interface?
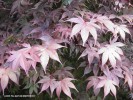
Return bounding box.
[104,20,114,32]
[86,81,93,90]
[41,82,50,92]
[67,81,78,91]
[112,51,121,61]
[98,47,107,54]
[67,17,84,24]
[1,75,9,94]
[120,25,130,34]
[104,83,110,98]
[50,80,58,96]
[62,82,72,99]
[56,78,77,99]
[8,71,18,84]
[124,72,132,90]
[40,53,49,73]
[94,88,100,96]
[19,55,28,72]
[56,82,61,98]
[119,29,126,40]
[96,80,106,88]
[112,42,125,47]
[114,47,123,55]
[71,24,82,37]
[102,51,109,66]
[109,53,116,67]
[89,26,97,43]
[110,83,117,98]
[47,50,61,63]
[81,28,89,46]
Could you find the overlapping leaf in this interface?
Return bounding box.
[35,39,63,73]
[86,76,100,96]
[7,44,40,74]
[95,15,115,33]
[79,46,99,65]
[53,66,74,79]
[38,76,58,96]
[98,42,124,67]
[117,57,133,90]
[0,67,19,94]
[124,71,132,90]
[56,78,78,99]
[96,76,118,98]
[114,25,130,40]
[67,16,100,45]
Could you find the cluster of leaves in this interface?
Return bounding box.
[0,0,133,99]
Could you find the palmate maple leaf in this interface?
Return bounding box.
[38,77,78,99]
[96,76,118,98]
[117,57,133,90]
[124,71,132,90]
[86,76,100,96]
[79,45,99,65]
[53,66,74,79]
[67,16,100,45]
[98,42,124,67]
[120,15,133,24]
[102,66,120,86]
[56,78,78,100]
[7,48,31,73]
[7,44,40,74]
[114,24,130,40]
[35,40,63,73]
[54,24,71,39]
[38,76,58,97]
[0,67,19,94]
[94,15,115,33]
[110,15,133,24]
[87,66,122,98]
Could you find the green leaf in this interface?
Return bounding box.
[29,85,34,94]
[62,0,73,5]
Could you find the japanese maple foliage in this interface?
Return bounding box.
[0,0,133,99]
[0,67,19,95]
